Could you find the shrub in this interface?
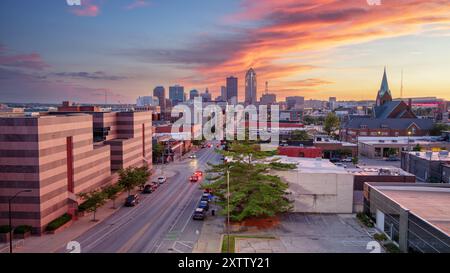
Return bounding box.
[13,225,32,234]
[46,213,72,231]
[0,225,11,233]
[384,242,401,253]
[357,212,374,228]
[374,233,388,242]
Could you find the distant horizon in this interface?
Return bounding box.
[1,1,450,103]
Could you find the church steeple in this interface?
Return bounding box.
[376,67,392,106]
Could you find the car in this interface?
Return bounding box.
[150,182,159,190]
[189,154,197,159]
[142,184,153,194]
[334,163,344,167]
[195,170,203,177]
[204,188,213,194]
[125,194,139,207]
[198,200,209,211]
[330,157,341,163]
[386,156,400,161]
[157,176,167,184]
[189,175,199,182]
[200,194,210,202]
[342,157,353,162]
[192,208,206,220]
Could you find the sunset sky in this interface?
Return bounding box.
[1,0,450,103]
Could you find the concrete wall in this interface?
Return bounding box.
[274,170,354,213]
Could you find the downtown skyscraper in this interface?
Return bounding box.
[226,76,238,105]
[169,85,185,106]
[245,68,257,105]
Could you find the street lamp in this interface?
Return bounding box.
[226,165,234,254]
[9,189,32,253]
[408,131,412,151]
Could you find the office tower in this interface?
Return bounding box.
[286,96,305,110]
[259,81,277,105]
[189,89,199,101]
[201,88,212,102]
[245,68,257,105]
[226,76,238,104]
[221,86,227,101]
[169,85,185,106]
[153,86,166,110]
[329,97,337,110]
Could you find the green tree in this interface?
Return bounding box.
[323,112,340,136]
[78,190,107,221]
[413,144,422,152]
[302,115,315,125]
[205,142,293,222]
[118,167,139,195]
[352,156,359,165]
[103,184,122,209]
[135,166,151,190]
[153,143,165,163]
[430,123,450,136]
[290,130,310,141]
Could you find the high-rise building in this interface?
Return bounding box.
[226,76,238,104]
[189,89,199,101]
[329,97,337,110]
[201,88,212,102]
[220,86,227,101]
[169,85,185,106]
[153,86,166,110]
[259,81,276,105]
[286,96,304,110]
[245,68,257,105]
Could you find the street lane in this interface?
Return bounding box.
[68,143,221,253]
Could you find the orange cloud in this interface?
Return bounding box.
[172,0,450,100]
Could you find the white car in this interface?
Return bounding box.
[189,154,197,159]
[157,176,167,184]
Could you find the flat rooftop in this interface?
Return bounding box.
[374,185,450,236]
[407,151,450,162]
[269,156,349,174]
[347,166,414,176]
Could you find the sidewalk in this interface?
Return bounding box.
[192,214,225,253]
[9,167,179,253]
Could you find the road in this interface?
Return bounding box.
[67,143,221,253]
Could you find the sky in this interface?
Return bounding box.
[0,0,450,104]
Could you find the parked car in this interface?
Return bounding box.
[142,184,153,194]
[198,200,209,211]
[200,194,210,202]
[342,157,353,163]
[192,208,206,220]
[189,154,197,159]
[386,156,400,161]
[334,163,344,167]
[330,157,341,163]
[157,176,167,184]
[125,194,140,207]
[150,182,159,190]
[189,175,199,182]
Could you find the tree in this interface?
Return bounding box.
[290,130,310,141]
[413,144,422,152]
[323,112,340,136]
[118,167,139,195]
[78,190,107,221]
[103,184,122,209]
[153,143,165,163]
[430,123,450,136]
[352,156,359,165]
[135,166,151,190]
[205,142,293,222]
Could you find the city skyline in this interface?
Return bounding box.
[1,0,450,104]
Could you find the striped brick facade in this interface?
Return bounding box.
[0,111,152,234]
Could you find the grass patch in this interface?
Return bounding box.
[221,235,277,253]
[373,233,388,242]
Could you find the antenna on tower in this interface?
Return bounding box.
[265,81,269,94]
[400,69,404,99]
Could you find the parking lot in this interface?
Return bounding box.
[236,214,378,253]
